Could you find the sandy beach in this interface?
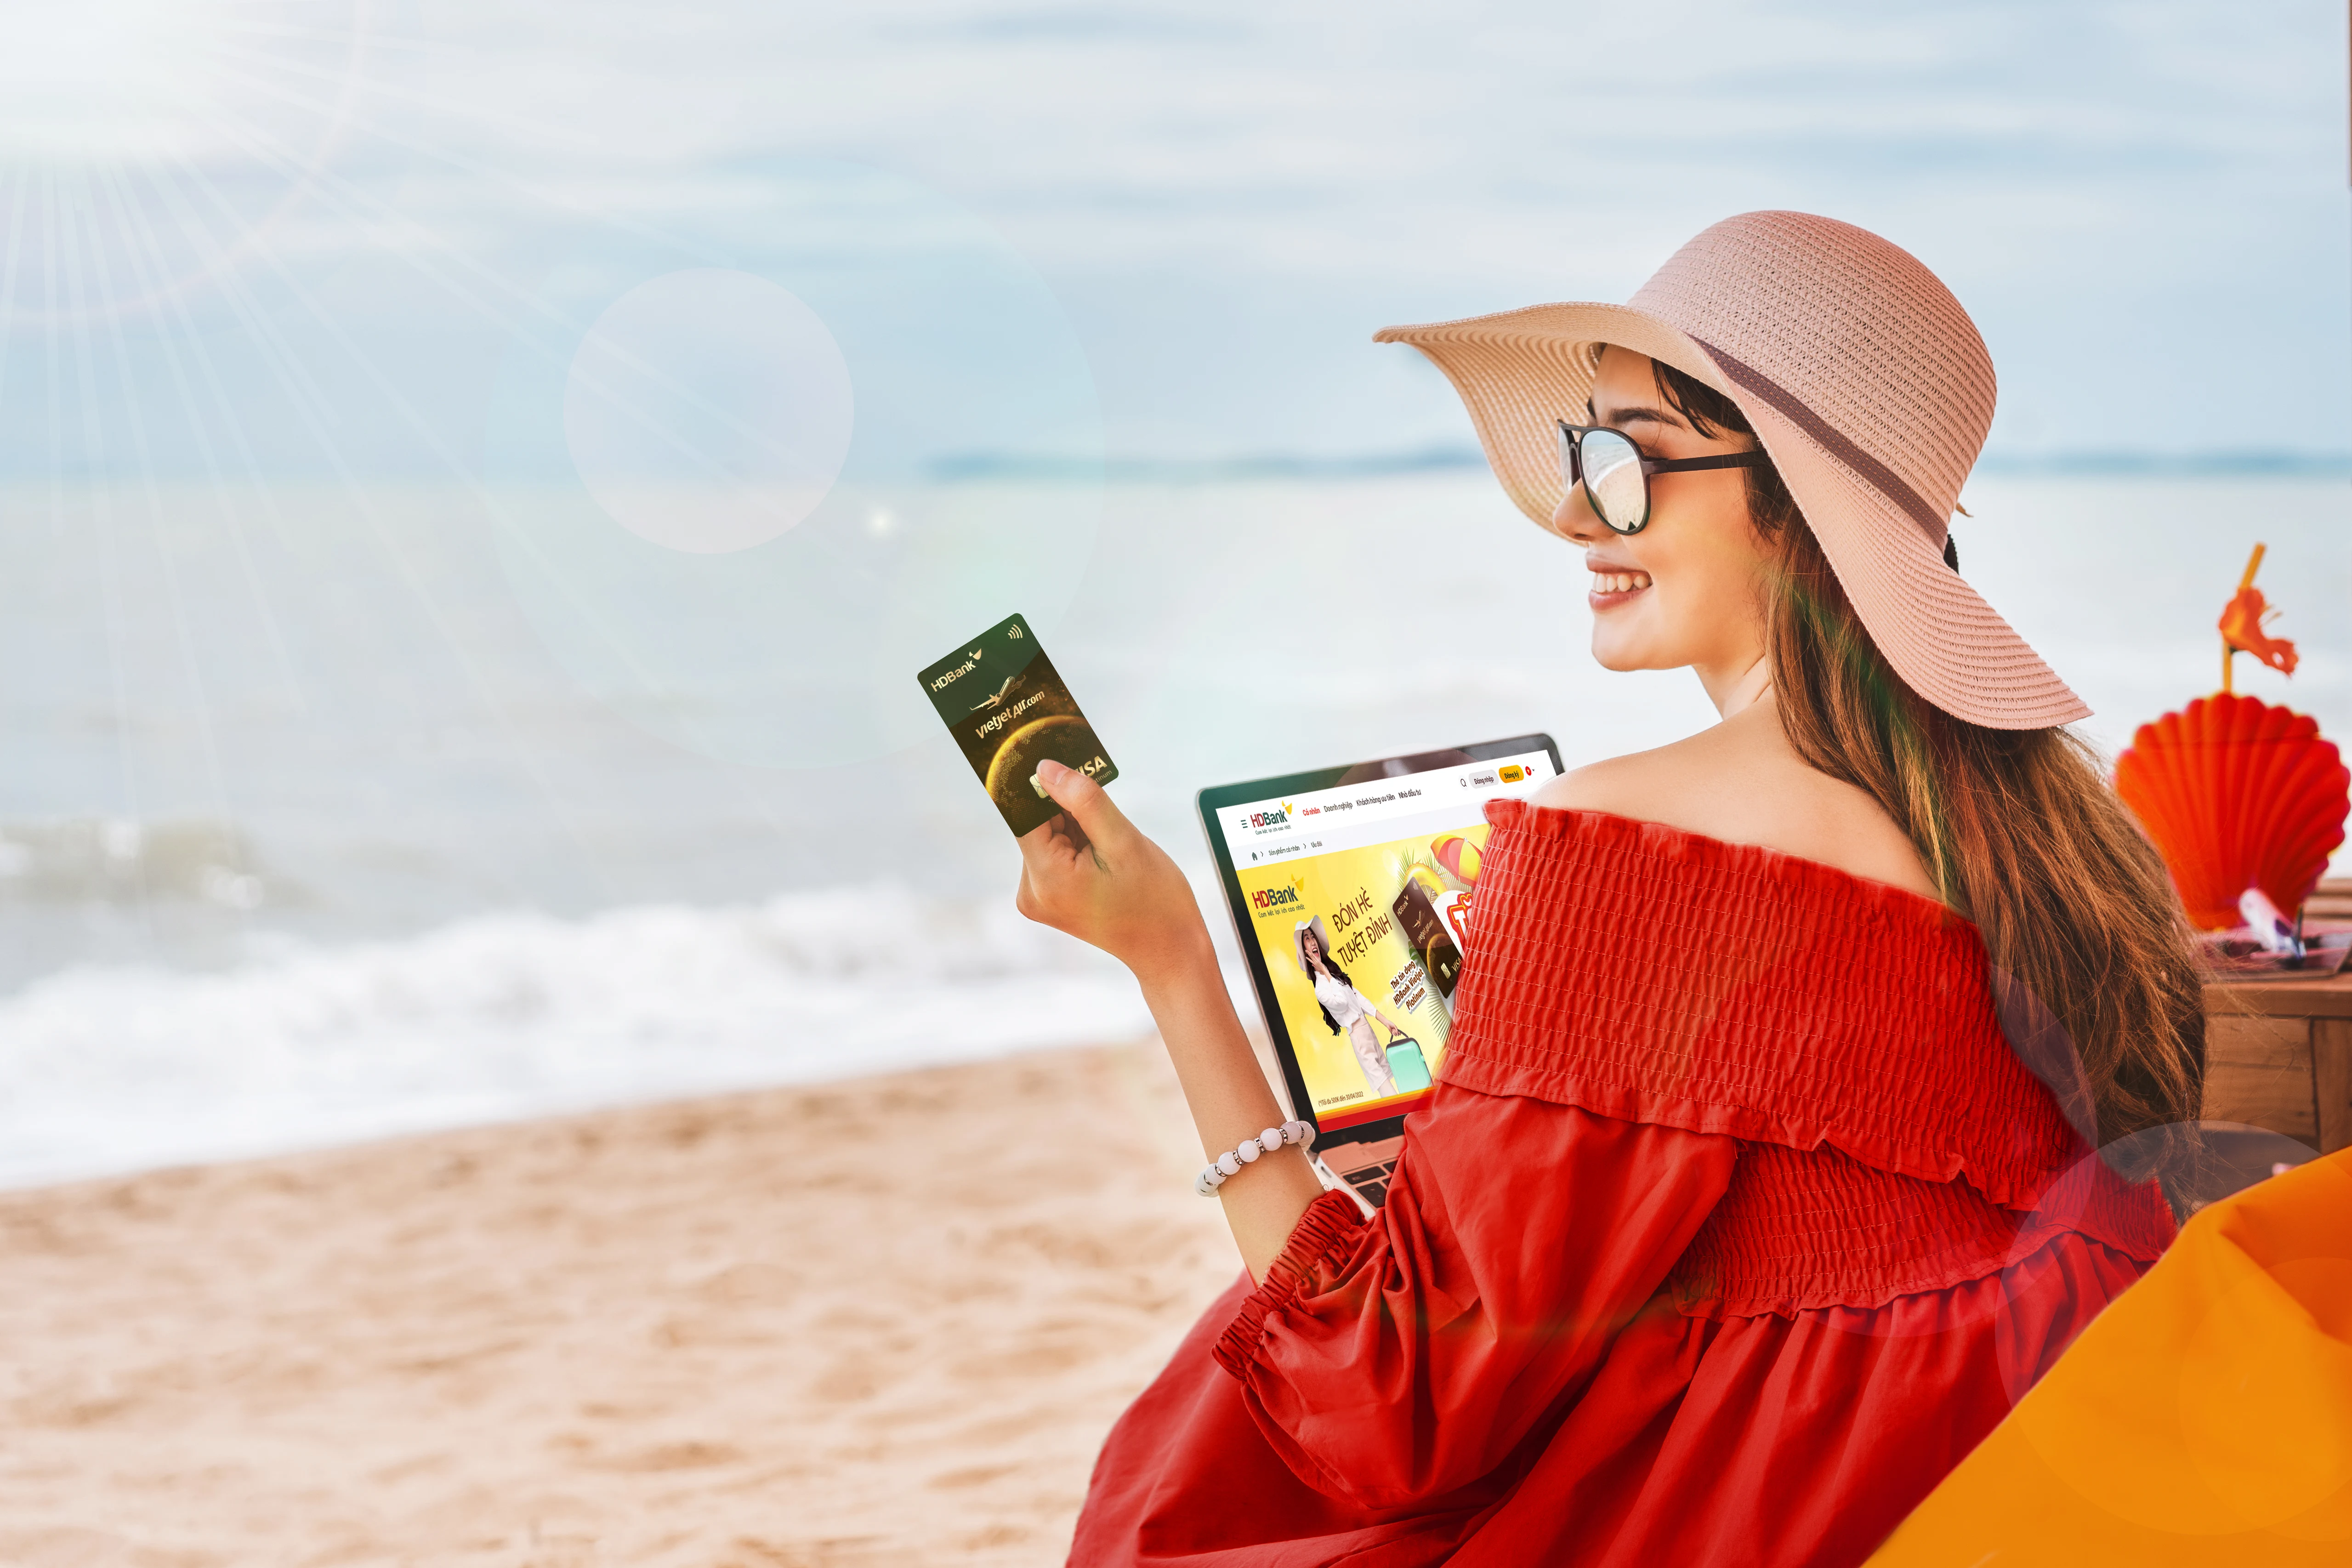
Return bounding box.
[0,1040,1244,1567]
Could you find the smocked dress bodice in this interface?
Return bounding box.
[1069,801,2174,1568]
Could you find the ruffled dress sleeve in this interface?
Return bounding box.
[1213,1085,1739,1511]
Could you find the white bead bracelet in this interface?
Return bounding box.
[1196,1120,1315,1197]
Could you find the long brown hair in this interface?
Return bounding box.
[1648,358,2206,1171]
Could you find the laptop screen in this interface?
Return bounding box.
[1197,736,1560,1155]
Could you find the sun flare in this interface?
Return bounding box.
[0,1,316,160]
[0,1,410,323]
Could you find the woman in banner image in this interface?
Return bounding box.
[1012,212,2205,1568]
[1294,916,1409,1098]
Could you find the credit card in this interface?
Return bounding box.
[917,613,1119,837]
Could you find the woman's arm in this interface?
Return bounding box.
[1016,760,1327,1281]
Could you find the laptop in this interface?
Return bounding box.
[1196,734,1562,1208]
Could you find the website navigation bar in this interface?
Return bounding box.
[1221,750,1555,862]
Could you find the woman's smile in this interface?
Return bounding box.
[1587,561,1653,610]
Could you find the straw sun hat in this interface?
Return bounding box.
[1293,916,1335,975]
[1375,210,2086,730]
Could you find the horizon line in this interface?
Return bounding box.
[929,446,2352,483]
[6,447,2346,487]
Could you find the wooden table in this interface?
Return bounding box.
[2203,974,2352,1153]
[2199,877,2352,1156]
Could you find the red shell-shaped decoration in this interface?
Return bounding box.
[2114,693,2350,930]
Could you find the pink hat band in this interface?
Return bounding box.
[1375,210,2086,731]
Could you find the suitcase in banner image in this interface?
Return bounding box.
[1386,1036,1433,1094]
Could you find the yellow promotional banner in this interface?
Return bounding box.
[1233,822,1488,1129]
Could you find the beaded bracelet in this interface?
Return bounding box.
[1195,1120,1316,1197]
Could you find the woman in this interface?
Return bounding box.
[1295,916,1410,1097]
[1014,212,2204,1566]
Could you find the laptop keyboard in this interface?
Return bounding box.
[1318,1134,1406,1209]
[1343,1158,1400,1207]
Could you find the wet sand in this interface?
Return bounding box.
[0,1041,1241,1567]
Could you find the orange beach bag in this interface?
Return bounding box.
[1867,1148,2352,1564]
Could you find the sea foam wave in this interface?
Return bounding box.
[0,886,1154,1189]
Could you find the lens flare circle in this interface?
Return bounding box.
[562,269,855,555]
[479,161,1103,772]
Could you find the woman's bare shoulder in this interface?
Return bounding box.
[1530,704,1939,898]
[1532,739,1699,812]
[1532,704,1784,817]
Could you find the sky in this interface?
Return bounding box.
[0,0,2347,481]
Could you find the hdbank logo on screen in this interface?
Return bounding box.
[1250,879,1306,916]
[1240,803,1293,831]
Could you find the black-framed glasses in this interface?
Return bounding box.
[1557,420,1767,535]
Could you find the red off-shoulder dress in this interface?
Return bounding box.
[1069,802,2177,1568]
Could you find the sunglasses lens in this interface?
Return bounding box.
[1579,429,1646,531]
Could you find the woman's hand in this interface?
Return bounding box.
[1017,758,1326,1280]
[1015,759,1211,984]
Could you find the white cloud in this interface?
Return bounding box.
[1,0,2346,466]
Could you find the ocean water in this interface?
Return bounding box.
[0,473,2344,1186]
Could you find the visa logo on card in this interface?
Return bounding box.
[917,613,1119,838]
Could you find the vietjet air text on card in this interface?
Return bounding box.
[1228,751,1553,1129]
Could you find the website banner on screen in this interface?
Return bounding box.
[1222,750,1554,1130]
